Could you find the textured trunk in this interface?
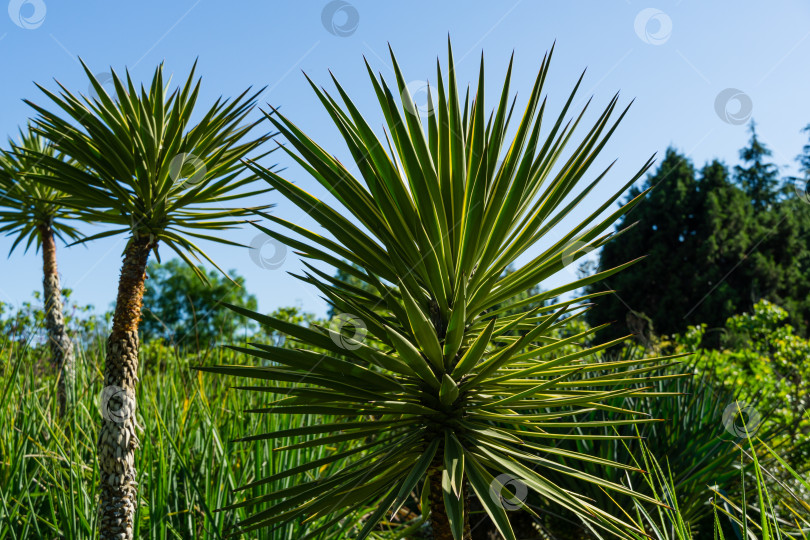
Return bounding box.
[39,224,75,417]
[428,462,471,540]
[98,236,153,540]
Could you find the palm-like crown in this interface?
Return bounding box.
[201,43,679,539]
[25,60,276,275]
[0,127,82,254]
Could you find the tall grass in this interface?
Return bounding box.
[2,330,807,539]
[0,335,364,539]
[540,356,781,534]
[605,419,810,540]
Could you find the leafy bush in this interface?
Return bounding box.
[671,301,810,458]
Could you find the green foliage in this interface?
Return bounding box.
[734,122,781,211]
[326,263,371,319]
[140,259,258,347]
[0,289,105,350]
[679,300,810,455]
[2,33,808,540]
[0,127,83,254]
[744,195,810,337]
[199,42,676,539]
[529,302,810,538]
[625,436,810,540]
[539,355,786,537]
[23,60,274,277]
[587,149,742,342]
[2,289,807,539]
[328,264,545,320]
[0,338,364,539]
[254,305,326,350]
[588,143,810,343]
[796,123,810,181]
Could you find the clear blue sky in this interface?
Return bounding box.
[1,1,809,318]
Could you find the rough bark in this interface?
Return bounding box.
[428,461,472,540]
[39,224,75,417]
[97,236,153,540]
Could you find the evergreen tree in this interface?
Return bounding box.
[589,128,810,345]
[797,123,810,181]
[586,148,702,343]
[688,160,755,344]
[734,121,810,335]
[735,121,780,211]
[586,149,757,345]
[749,196,810,336]
[759,123,810,335]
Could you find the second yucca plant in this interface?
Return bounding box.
[202,42,674,539]
[0,128,82,416]
[25,62,272,539]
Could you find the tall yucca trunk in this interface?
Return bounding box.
[428,462,471,540]
[39,223,75,417]
[98,236,152,540]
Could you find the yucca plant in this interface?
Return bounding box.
[712,434,810,539]
[542,356,780,535]
[625,421,810,540]
[23,61,273,539]
[0,127,82,417]
[200,42,674,539]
